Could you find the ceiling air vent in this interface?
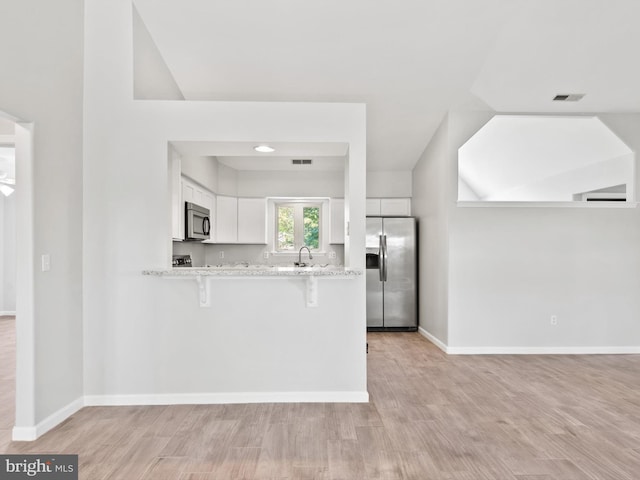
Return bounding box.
[292,159,312,165]
[553,93,585,102]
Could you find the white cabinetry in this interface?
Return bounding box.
[237,198,267,244]
[330,198,345,244]
[181,176,216,242]
[380,198,411,216]
[366,198,411,216]
[366,198,381,216]
[216,195,238,244]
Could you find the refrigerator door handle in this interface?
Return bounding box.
[381,234,388,282]
[378,235,384,281]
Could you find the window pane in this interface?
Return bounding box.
[303,207,320,249]
[277,206,295,250]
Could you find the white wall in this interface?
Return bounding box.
[411,116,451,344]
[483,154,633,202]
[180,154,345,198]
[132,4,184,100]
[367,170,412,197]
[217,162,239,196]
[84,0,367,401]
[0,0,84,431]
[444,111,640,351]
[237,170,344,198]
[0,194,16,313]
[181,155,219,193]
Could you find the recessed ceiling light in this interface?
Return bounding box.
[254,145,275,153]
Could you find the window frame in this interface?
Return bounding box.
[268,198,330,256]
[275,201,322,252]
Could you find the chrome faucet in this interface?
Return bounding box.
[296,246,313,266]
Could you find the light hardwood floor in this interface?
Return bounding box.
[2,317,640,479]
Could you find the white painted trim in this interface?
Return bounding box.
[0,311,16,316]
[0,134,15,146]
[12,397,84,441]
[10,426,37,442]
[11,390,369,441]
[14,122,36,431]
[457,200,638,209]
[418,327,448,353]
[418,327,640,355]
[446,346,640,355]
[85,391,369,406]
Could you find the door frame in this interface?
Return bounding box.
[6,116,36,438]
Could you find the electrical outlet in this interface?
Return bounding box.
[263,251,269,259]
[328,251,336,259]
[219,251,225,259]
[550,315,558,326]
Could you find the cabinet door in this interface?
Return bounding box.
[329,198,345,244]
[216,195,238,243]
[237,198,267,244]
[366,198,381,216]
[380,198,411,216]
[182,181,195,204]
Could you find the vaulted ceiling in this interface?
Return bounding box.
[133,0,640,172]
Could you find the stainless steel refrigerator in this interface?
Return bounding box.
[366,217,417,331]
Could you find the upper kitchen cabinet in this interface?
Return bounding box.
[366,198,411,216]
[180,176,216,242]
[330,198,345,244]
[237,198,268,244]
[214,196,268,244]
[366,198,381,216]
[216,195,238,243]
[380,198,411,216]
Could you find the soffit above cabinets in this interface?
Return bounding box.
[170,141,347,172]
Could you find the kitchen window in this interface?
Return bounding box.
[275,202,322,252]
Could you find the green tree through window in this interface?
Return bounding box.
[277,206,295,250]
[303,207,320,249]
[276,203,321,251]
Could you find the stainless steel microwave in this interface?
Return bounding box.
[185,202,211,241]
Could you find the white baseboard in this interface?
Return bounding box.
[446,346,640,355]
[12,397,84,441]
[0,311,16,316]
[418,326,448,353]
[12,391,369,441]
[85,391,369,406]
[418,326,640,355]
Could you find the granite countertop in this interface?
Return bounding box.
[143,265,362,277]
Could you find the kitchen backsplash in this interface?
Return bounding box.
[172,242,344,267]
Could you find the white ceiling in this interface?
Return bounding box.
[134,0,640,172]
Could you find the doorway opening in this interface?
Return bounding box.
[0,117,16,447]
[0,110,36,442]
